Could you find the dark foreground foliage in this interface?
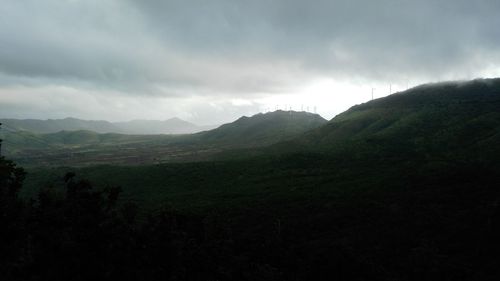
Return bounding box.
[2,154,500,281]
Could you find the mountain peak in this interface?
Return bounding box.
[287,77,500,153]
[199,110,327,146]
[235,110,326,122]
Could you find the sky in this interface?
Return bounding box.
[1,0,500,125]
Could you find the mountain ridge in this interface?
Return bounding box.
[0,117,216,135]
[269,77,500,162]
[195,110,327,146]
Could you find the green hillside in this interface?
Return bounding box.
[275,79,500,161]
[196,110,327,146]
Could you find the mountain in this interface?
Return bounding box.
[196,110,327,147]
[0,117,121,134]
[277,78,500,161]
[0,117,213,135]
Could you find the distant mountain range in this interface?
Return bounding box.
[0,117,217,135]
[0,110,328,165]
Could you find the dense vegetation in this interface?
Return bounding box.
[278,79,500,157]
[198,110,326,146]
[1,78,500,280]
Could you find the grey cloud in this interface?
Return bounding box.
[0,0,500,123]
[129,0,500,81]
[2,0,500,94]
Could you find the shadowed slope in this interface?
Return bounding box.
[276,78,500,162]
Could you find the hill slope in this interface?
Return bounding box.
[196,110,327,147]
[277,78,500,162]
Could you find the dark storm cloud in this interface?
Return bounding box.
[128,0,500,81]
[1,0,500,123]
[1,0,499,95]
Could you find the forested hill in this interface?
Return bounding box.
[277,78,500,162]
[195,110,327,146]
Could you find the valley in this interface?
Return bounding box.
[1,110,326,166]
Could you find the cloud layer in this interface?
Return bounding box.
[1,0,500,123]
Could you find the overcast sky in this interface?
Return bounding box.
[1,0,499,125]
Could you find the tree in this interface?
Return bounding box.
[0,157,26,279]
